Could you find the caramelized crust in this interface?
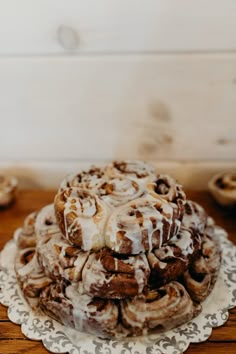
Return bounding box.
[148,226,201,287]
[148,174,186,218]
[183,231,221,302]
[121,281,201,336]
[82,249,150,298]
[39,281,119,337]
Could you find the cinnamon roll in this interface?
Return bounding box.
[39,281,119,337]
[0,174,18,207]
[15,212,38,249]
[99,177,144,207]
[183,231,221,302]
[60,166,106,194]
[106,160,156,181]
[105,195,181,254]
[54,187,108,250]
[147,226,201,287]
[14,160,223,338]
[37,232,89,283]
[35,204,60,243]
[82,249,150,299]
[182,200,207,235]
[121,281,201,336]
[209,172,236,207]
[15,248,52,308]
[148,174,186,218]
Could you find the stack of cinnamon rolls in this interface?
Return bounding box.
[14,161,221,337]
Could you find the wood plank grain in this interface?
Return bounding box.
[0,306,8,321]
[0,340,51,354]
[0,189,235,354]
[0,0,235,54]
[0,322,25,339]
[209,308,236,342]
[187,342,236,353]
[0,55,236,162]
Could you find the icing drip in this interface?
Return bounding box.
[62,188,108,251]
[169,228,194,257]
[105,195,178,254]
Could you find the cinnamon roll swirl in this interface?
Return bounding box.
[99,177,144,207]
[106,160,156,181]
[37,232,89,283]
[121,281,201,336]
[148,174,186,218]
[15,212,38,249]
[147,227,201,287]
[60,166,106,194]
[39,281,119,337]
[105,195,181,254]
[183,231,221,302]
[182,200,207,235]
[15,248,52,308]
[82,249,150,299]
[35,204,59,239]
[54,187,108,250]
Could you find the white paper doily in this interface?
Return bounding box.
[0,225,236,354]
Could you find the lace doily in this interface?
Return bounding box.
[0,226,235,354]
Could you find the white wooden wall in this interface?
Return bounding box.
[0,1,236,188]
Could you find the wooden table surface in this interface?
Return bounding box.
[0,190,235,354]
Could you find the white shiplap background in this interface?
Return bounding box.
[0,0,236,188]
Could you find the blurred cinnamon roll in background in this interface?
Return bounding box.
[0,175,18,208]
[209,172,236,207]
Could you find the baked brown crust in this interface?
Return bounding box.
[54,187,108,250]
[182,200,207,235]
[37,232,89,283]
[148,174,186,219]
[183,231,221,302]
[121,281,201,336]
[82,249,150,299]
[105,195,181,254]
[39,281,119,337]
[15,248,52,308]
[147,226,201,287]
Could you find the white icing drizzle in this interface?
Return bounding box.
[63,189,108,251]
[121,282,194,330]
[99,177,144,207]
[66,284,118,333]
[105,195,177,254]
[82,255,113,294]
[182,201,206,234]
[82,252,149,296]
[169,228,194,256]
[37,232,89,282]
